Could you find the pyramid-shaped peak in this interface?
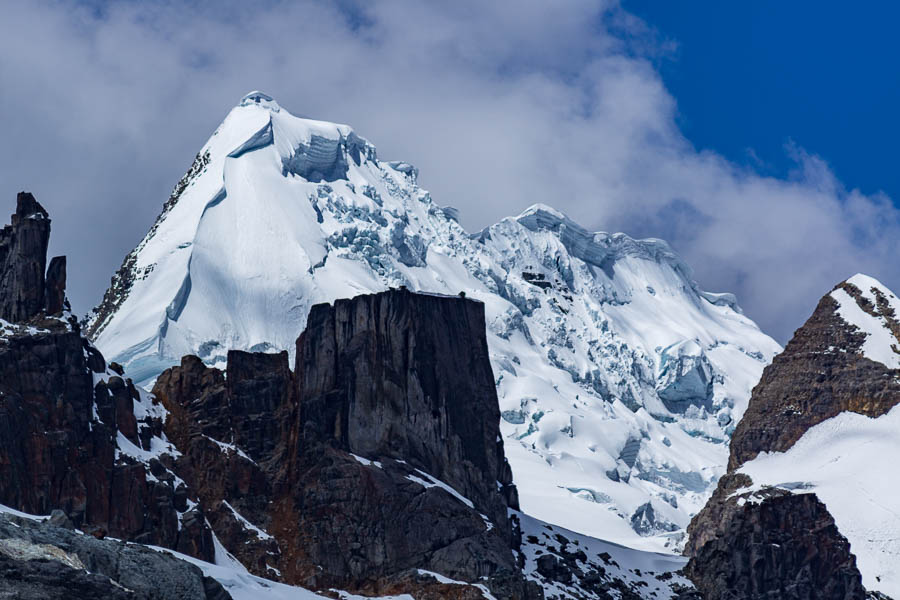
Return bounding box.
[843,273,896,298]
[239,91,281,112]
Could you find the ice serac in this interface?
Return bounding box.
[153,290,540,599]
[86,91,781,551]
[686,274,900,598]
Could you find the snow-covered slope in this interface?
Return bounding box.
[739,405,900,598]
[86,91,780,551]
[831,273,900,369]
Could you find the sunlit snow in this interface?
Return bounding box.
[88,92,781,552]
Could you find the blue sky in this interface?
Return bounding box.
[1,1,899,342]
[626,1,900,202]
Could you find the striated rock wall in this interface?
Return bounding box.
[154,290,539,599]
[0,193,215,562]
[294,290,519,528]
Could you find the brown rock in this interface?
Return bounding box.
[153,290,535,598]
[685,491,864,600]
[729,283,900,471]
[0,192,50,321]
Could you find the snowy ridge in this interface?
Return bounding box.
[87,91,781,551]
[831,273,900,369]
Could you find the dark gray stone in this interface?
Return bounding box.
[0,192,50,322]
[0,512,231,600]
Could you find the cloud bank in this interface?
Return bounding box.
[1,0,898,342]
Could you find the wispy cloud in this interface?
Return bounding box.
[1,0,897,341]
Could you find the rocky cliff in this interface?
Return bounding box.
[0,192,697,600]
[153,289,540,599]
[684,275,900,599]
[0,193,216,564]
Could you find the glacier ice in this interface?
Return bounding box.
[85,91,781,553]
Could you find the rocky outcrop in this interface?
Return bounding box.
[0,193,215,562]
[685,490,864,600]
[684,278,892,598]
[153,353,282,576]
[153,289,540,599]
[0,511,230,600]
[0,192,52,322]
[293,290,519,529]
[44,255,67,316]
[728,281,900,471]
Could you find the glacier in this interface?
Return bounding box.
[86,91,781,552]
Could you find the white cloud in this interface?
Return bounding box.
[0,0,897,341]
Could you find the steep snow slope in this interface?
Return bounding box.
[86,91,780,551]
[831,273,900,369]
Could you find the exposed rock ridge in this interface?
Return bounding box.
[84,148,211,340]
[153,289,540,599]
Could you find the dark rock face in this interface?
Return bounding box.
[729,283,900,471]
[0,192,51,322]
[294,291,519,528]
[154,353,281,576]
[0,193,215,562]
[153,290,538,599]
[44,255,67,316]
[0,511,231,600]
[685,491,865,600]
[685,279,886,598]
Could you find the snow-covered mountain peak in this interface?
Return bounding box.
[86,96,780,552]
[238,90,281,112]
[831,273,900,369]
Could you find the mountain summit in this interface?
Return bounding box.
[86,92,780,550]
[686,273,900,598]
